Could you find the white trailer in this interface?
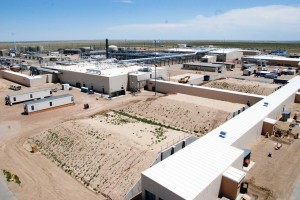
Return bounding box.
[23,94,74,114]
[5,88,53,106]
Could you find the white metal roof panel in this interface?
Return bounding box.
[142,140,243,199]
[24,94,73,105]
[263,118,277,124]
[223,166,246,183]
[245,55,300,62]
[7,87,52,97]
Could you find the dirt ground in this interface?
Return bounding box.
[119,93,244,137]
[26,112,185,199]
[245,102,300,200]
[203,78,279,96]
[0,78,165,200]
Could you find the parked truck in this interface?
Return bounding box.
[243,66,257,76]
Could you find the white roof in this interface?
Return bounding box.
[209,48,240,54]
[245,55,300,62]
[202,55,216,58]
[170,73,204,80]
[3,70,42,79]
[142,141,243,199]
[143,76,300,199]
[223,167,246,183]
[47,62,155,77]
[263,118,277,125]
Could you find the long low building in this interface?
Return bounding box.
[141,76,300,200]
[183,62,224,72]
[242,55,300,68]
[5,88,53,106]
[23,94,74,114]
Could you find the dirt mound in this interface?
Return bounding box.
[203,78,278,95]
[119,95,235,136]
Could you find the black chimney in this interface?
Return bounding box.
[105,38,108,59]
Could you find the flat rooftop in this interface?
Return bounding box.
[3,70,43,79]
[24,94,73,105]
[244,55,300,62]
[142,76,300,199]
[46,62,158,77]
[184,62,223,68]
[209,48,240,54]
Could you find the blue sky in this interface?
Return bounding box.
[0,0,300,41]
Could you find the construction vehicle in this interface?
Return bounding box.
[178,76,190,83]
[9,85,21,91]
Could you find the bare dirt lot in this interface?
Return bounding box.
[203,78,279,96]
[245,102,300,200]
[119,93,244,136]
[0,78,167,200]
[26,112,185,199]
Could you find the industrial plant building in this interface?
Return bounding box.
[45,61,167,97]
[208,49,244,62]
[141,76,300,200]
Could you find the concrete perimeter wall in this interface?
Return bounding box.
[0,70,48,87]
[147,80,264,105]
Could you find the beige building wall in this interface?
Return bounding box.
[57,69,110,93]
[147,80,264,105]
[226,51,243,61]
[1,70,48,87]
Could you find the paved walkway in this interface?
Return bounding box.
[0,177,16,200]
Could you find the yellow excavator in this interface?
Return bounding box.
[178,76,190,83]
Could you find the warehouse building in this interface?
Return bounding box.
[183,62,224,72]
[24,94,74,114]
[201,55,217,63]
[209,49,243,62]
[46,61,167,97]
[242,55,300,68]
[141,76,300,200]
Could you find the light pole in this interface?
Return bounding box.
[154,40,157,96]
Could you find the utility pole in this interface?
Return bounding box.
[154,40,157,96]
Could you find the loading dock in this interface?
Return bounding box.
[5,88,53,106]
[23,94,74,114]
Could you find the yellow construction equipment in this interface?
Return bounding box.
[178,76,190,83]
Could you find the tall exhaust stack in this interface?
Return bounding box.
[105,38,109,59]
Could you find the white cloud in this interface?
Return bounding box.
[107,5,300,40]
[114,0,133,4]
